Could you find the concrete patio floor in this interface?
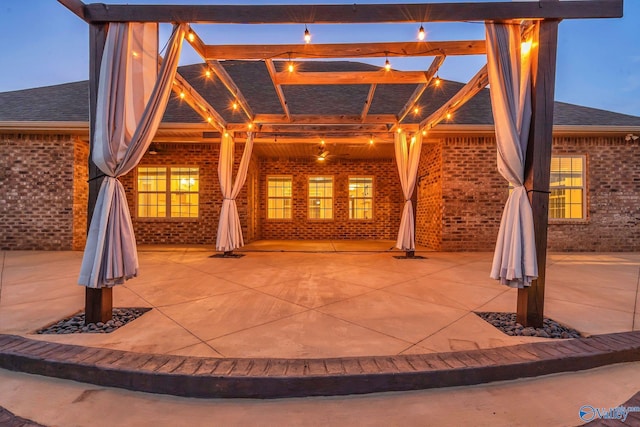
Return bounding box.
[1,241,639,359]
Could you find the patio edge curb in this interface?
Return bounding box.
[1,332,640,399]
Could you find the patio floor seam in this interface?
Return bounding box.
[2,331,640,399]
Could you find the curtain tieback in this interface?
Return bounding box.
[87,173,117,183]
[223,197,235,201]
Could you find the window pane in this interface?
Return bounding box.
[309,177,333,219]
[349,177,373,219]
[548,156,584,219]
[267,176,292,219]
[170,168,199,218]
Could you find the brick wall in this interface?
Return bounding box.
[415,142,443,250]
[418,135,640,252]
[72,139,89,250]
[0,134,78,250]
[119,142,254,246]
[547,136,640,251]
[439,136,506,251]
[258,157,404,240]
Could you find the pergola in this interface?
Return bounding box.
[59,0,623,329]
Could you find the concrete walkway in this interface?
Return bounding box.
[1,243,640,425]
[1,244,639,358]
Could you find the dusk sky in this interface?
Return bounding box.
[1,0,638,117]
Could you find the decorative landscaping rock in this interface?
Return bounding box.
[36,307,151,335]
[475,311,582,339]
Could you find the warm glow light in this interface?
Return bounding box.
[434,76,441,87]
[317,156,325,161]
[205,69,212,78]
[304,26,311,44]
[384,58,391,71]
[422,130,427,136]
[446,112,452,120]
[369,138,374,145]
[188,32,195,42]
[179,91,185,99]
[207,116,212,123]
[232,101,238,110]
[132,51,139,58]
[288,62,294,73]
[413,106,420,115]
[248,123,253,130]
[411,136,416,143]
[397,128,402,133]
[320,139,325,146]
[521,40,533,56]
[224,132,229,137]
[418,25,426,41]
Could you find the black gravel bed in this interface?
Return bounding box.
[35,307,151,335]
[475,311,582,339]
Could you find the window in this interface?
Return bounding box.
[308,176,333,219]
[267,176,292,219]
[549,156,585,220]
[349,177,373,219]
[137,167,199,218]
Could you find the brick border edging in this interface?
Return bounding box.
[1,332,640,399]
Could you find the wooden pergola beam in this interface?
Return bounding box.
[206,60,255,121]
[265,59,291,120]
[420,64,489,130]
[82,1,622,23]
[57,0,88,22]
[396,55,446,124]
[235,114,397,126]
[275,70,432,85]
[248,124,395,133]
[204,40,485,61]
[173,72,227,132]
[361,85,377,122]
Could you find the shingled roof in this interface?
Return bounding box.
[1,60,639,127]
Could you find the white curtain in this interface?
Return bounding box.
[79,23,187,288]
[394,131,423,251]
[216,132,254,252]
[486,22,538,288]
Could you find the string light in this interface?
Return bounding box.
[413,106,420,115]
[205,69,212,79]
[179,91,185,99]
[418,25,426,41]
[384,55,391,72]
[304,25,311,43]
[446,112,452,120]
[369,137,374,145]
[434,74,441,87]
[397,127,402,133]
[188,31,195,43]
[422,130,427,136]
[320,139,325,146]
[232,101,238,110]
[248,123,253,130]
[288,63,294,73]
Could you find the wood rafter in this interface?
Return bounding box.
[246,114,397,125]
[206,60,255,121]
[275,70,432,85]
[184,27,255,121]
[58,0,88,21]
[265,59,291,121]
[204,40,485,61]
[396,55,446,124]
[420,64,489,130]
[172,72,227,132]
[81,1,622,23]
[361,85,377,122]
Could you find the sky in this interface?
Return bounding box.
[0,0,639,117]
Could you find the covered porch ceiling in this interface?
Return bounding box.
[60,0,622,152]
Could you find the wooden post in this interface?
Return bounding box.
[85,23,113,325]
[518,18,559,328]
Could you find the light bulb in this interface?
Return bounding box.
[188,32,195,42]
[422,130,427,136]
[434,76,441,87]
[397,128,402,133]
[248,123,253,130]
[179,91,185,99]
[369,138,374,145]
[288,62,294,73]
[320,139,325,146]
[207,116,212,123]
[304,27,311,44]
[418,25,425,41]
[446,112,452,120]
[413,106,420,115]
[384,58,391,71]
[232,101,238,110]
[205,69,212,78]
